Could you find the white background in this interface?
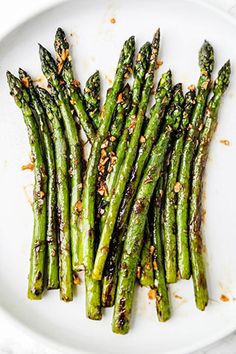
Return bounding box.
[0,0,236,353]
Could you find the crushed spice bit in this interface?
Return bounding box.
[198,123,203,132]
[70,99,76,105]
[149,245,155,254]
[139,136,146,143]
[72,79,80,88]
[174,182,182,193]
[75,200,82,213]
[117,93,123,103]
[110,135,116,142]
[220,139,230,146]
[202,79,210,90]
[156,59,163,69]
[188,84,195,92]
[100,149,107,158]
[110,17,116,24]
[21,77,29,88]
[57,48,69,74]
[220,294,229,302]
[73,273,81,285]
[21,162,34,171]
[153,260,157,270]
[101,140,109,149]
[148,288,156,300]
[97,182,108,196]
[174,294,183,300]
[136,266,141,279]
[39,191,45,199]
[201,208,206,223]
[108,166,113,173]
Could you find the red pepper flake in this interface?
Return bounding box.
[21,77,29,88]
[148,289,156,300]
[220,139,230,146]
[75,200,82,213]
[73,273,81,285]
[21,162,34,171]
[136,266,141,279]
[220,294,229,302]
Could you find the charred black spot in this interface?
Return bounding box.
[89,228,94,237]
[118,297,126,328]
[36,271,42,281]
[134,198,145,214]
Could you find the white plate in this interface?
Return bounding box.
[0,0,236,353]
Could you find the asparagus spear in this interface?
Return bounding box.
[98,84,132,217]
[112,84,184,334]
[102,70,172,306]
[39,44,83,277]
[37,87,73,301]
[18,68,59,290]
[7,72,47,299]
[54,27,96,142]
[99,42,151,216]
[80,36,135,320]
[189,60,230,311]
[176,41,214,279]
[163,88,196,283]
[84,71,101,129]
[93,30,160,280]
[152,175,170,322]
[139,220,154,288]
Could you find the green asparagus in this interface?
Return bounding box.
[39,44,83,278]
[163,88,196,283]
[93,30,160,280]
[37,87,73,301]
[112,84,184,334]
[19,68,59,290]
[54,27,96,142]
[80,36,135,320]
[102,70,172,305]
[153,175,170,322]
[176,41,214,279]
[84,70,101,129]
[99,42,151,222]
[139,220,154,288]
[7,72,47,300]
[189,60,230,310]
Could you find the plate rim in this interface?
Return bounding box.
[1,0,236,353]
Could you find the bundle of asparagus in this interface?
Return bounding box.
[7,27,230,334]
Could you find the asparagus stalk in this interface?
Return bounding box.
[7,72,47,299]
[99,42,151,219]
[176,41,214,279]
[18,68,59,290]
[139,220,154,288]
[101,70,171,306]
[37,87,73,301]
[84,70,101,129]
[189,60,230,311]
[112,84,184,334]
[93,30,160,280]
[80,36,135,320]
[39,44,83,277]
[54,27,96,142]
[98,84,132,216]
[163,88,196,283]
[152,175,170,322]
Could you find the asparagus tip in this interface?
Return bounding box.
[199,40,214,74]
